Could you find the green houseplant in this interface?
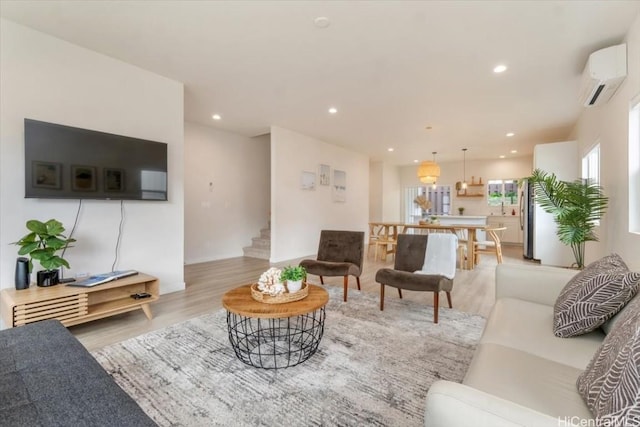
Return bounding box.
[281,265,306,293]
[528,169,608,269]
[13,219,75,286]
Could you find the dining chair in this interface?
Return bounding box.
[473,227,506,265]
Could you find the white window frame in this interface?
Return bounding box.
[629,94,640,234]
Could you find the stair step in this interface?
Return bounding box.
[243,246,270,260]
[251,237,271,249]
[260,228,271,239]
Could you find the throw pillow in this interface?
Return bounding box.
[554,254,640,338]
[576,296,640,426]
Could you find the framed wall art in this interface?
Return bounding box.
[333,169,346,202]
[32,161,62,189]
[71,165,96,191]
[319,164,330,186]
[301,171,316,191]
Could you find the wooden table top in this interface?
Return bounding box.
[222,284,329,319]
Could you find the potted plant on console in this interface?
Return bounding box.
[281,266,306,293]
[13,219,75,287]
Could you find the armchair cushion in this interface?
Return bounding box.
[299,260,360,277]
[375,269,452,292]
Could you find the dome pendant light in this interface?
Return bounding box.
[417,151,440,184]
[461,148,468,190]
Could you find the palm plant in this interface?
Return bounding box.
[528,169,608,269]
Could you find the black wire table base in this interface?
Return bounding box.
[226,307,326,369]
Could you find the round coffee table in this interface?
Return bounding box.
[222,283,329,369]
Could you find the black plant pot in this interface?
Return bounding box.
[37,269,60,287]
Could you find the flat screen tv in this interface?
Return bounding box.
[24,118,168,201]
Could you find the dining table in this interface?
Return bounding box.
[369,222,489,270]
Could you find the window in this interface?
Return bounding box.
[404,185,451,223]
[630,95,640,234]
[487,179,519,207]
[582,143,600,184]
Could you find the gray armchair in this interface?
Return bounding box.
[300,230,365,302]
[375,233,455,323]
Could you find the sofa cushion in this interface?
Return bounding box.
[602,291,640,335]
[554,254,640,338]
[577,296,640,426]
[481,298,604,369]
[463,343,592,419]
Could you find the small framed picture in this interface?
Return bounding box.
[32,161,62,189]
[301,171,316,191]
[319,164,330,186]
[104,168,125,192]
[333,169,346,202]
[71,165,96,191]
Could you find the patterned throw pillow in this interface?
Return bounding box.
[554,254,640,338]
[577,296,640,426]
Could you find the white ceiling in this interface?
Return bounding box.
[1,1,639,164]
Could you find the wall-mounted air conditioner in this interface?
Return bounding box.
[579,43,627,107]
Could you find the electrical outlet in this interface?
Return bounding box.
[75,272,90,279]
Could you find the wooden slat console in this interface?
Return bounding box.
[1,273,158,328]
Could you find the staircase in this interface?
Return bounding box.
[243,224,270,260]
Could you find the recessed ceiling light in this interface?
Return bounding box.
[413,159,419,163]
[425,126,433,130]
[387,148,394,152]
[212,114,221,120]
[499,155,506,159]
[506,132,515,137]
[328,107,338,114]
[314,17,330,29]
[493,64,507,73]
[510,149,518,154]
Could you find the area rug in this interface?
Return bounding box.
[92,286,485,427]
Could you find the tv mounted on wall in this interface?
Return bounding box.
[24,118,168,201]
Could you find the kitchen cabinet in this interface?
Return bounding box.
[488,215,522,244]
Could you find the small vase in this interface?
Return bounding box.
[287,280,303,293]
[37,269,59,287]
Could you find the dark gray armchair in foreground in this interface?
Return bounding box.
[375,233,456,323]
[300,230,365,302]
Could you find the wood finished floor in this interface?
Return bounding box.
[71,245,535,351]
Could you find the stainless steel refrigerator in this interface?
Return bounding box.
[520,179,535,260]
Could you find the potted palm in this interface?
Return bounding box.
[281,265,306,293]
[13,219,75,286]
[528,169,608,269]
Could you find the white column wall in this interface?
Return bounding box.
[184,123,270,263]
[0,19,185,323]
[270,126,369,262]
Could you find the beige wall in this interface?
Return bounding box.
[571,13,640,269]
[270,126,369,262]
[184,123,270,263]
[0,19,185,317]
[369,160,401,222]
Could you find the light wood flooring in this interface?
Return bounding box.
[71,244,535,351]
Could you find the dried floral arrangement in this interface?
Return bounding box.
[414,195,432,211]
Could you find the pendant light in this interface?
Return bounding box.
[417,151,440,184]
[461,148,468,190]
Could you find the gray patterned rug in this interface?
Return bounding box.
[92,286,485,427]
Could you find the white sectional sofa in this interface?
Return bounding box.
[425,263,607,426]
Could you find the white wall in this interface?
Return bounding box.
[571,13,640,270]
[270,126,369,262]
[184,123,270,263]
[369,161,383,222]
[399,156,534,217]
[369,160,400,222]
[0,20,185,312]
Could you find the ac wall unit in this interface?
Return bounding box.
[579,43,627,107]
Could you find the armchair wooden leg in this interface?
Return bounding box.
[343,276,349,302]
[380,284,385,311]
[446,291,452,308]
[319,276,324,285]
[356,276,361,291]
[397,288,403,299]
[433,292,439,324]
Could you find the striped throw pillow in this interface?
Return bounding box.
[577,295,640,425]
[554,254,640,338]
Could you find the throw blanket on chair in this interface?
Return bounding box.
[416,233,458,279]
